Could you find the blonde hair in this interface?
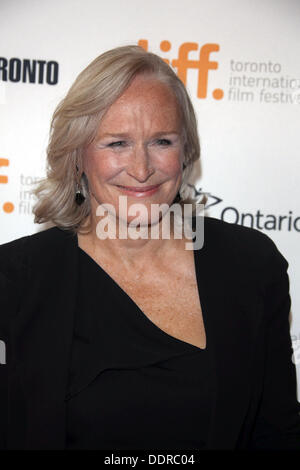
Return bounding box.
[33,44,202,233]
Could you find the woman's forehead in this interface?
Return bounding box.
[96,77,183,133]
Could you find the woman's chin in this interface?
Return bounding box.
[119,215,158,228]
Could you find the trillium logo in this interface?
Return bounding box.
[188,184,300,232]
[186,183,222,209]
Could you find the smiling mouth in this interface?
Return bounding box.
[116,184,160,191]
[115,183,161,197]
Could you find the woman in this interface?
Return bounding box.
[0,45,300,450]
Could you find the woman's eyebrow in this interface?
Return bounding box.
[98,131,180,138]
[150,131,180,137]
[99,133,131,138]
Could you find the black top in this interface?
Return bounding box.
[65,246,212,450]
[2,220,300,450]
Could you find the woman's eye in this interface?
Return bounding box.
[108,141,126,148]
[157,138,171,146]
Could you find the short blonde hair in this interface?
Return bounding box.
[33,44,202,233]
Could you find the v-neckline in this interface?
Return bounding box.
[76,237,208,353]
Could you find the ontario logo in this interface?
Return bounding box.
[188,184,300,232]
[138,39,224,100]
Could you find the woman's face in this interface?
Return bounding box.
[83,75,185,228]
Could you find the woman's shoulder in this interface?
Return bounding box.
[199,215,288,277]
[0,225,71,252]
[0,226,75,279]
[202,214,276,246]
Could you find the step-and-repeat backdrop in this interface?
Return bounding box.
[1,0,300,393]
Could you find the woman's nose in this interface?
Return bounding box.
[126,144,155,182]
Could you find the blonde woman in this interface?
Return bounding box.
[0,45,299,450]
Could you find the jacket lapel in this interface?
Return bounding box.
[7,227,78,449]
[194,219,263,449]
[7,219,262,449]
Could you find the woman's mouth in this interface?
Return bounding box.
[116,184,161,197]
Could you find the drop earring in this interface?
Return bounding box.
[174,191,181,203]
[75,182,85,205]
[75,164,85,206]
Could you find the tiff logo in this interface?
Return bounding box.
[138,39,224,100]
[0,158,14,213]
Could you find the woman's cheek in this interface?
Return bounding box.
[86,151,122,180]
[158,150,183,176]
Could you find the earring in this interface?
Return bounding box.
[75,182,85,205]
[75,164,85,205]
[174,191,181,203]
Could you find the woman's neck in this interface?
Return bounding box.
[77,212,189,272]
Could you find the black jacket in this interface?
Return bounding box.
[0,216,300,450]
